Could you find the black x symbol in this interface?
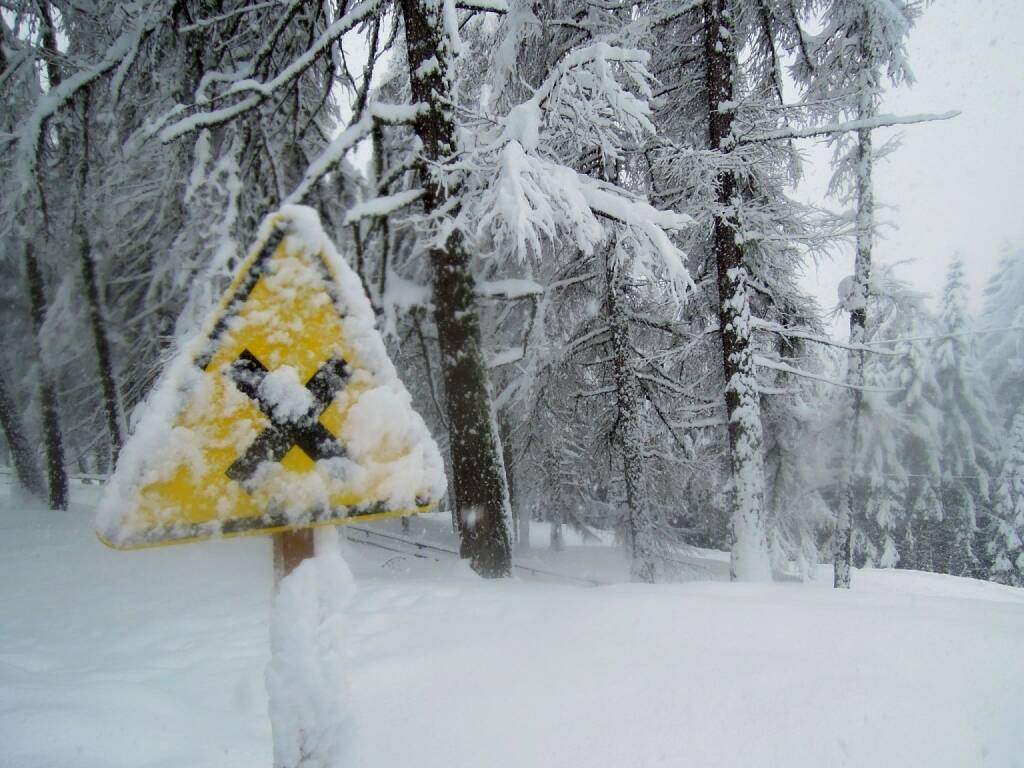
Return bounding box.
[224,350,350,485]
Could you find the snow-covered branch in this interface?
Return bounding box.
[862,324,1024,348]
[477,278,544,300]
[455,0,509,12]
[157,0,385,143]
[285,103,424,205]
[753,356,899,393]
[343,189,425,226]
[751,318,902,356]
[14,16,157,192]
[737,111,959,145]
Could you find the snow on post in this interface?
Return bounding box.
[266,530,356,768]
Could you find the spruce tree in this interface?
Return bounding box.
[979,246,1024,427]
[989,411,1024,586]
[933,258,999,577]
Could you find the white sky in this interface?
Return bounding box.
[797,0,1024,328]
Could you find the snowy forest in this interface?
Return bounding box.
[3,1,1024,766]
[3,0,1022,587]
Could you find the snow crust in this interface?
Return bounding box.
[8,487,1024,768]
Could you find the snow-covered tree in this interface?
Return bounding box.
[796,0,919,587]
[932,258,1000,577]
[639,0,848,580]
[989,411,1024,586]
[848,268,934,569]
[979,246,1024,427]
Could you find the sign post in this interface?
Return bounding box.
[96,205,446,765]
[273,529,315,582]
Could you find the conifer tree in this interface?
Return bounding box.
[989,411,1024,586]
[933,258,999,577]
[979,246,1024,427]
[796,0,919,588]
[398,0,513,576]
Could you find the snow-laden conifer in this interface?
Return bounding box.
[795,0,919,588]
[979,247,1024,427]
[989,411,1024,586]
[933,258,1000,577]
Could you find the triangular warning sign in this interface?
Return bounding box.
[97,206,445,549]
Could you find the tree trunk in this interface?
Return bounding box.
[76,90,123,464]
[0,370,45,498]
[400,0,511,577]
[704,0,771,581]
[35,0,62,89]
[499,412,521,548]
[834,27,877,587]
[550,509,564,552]
[24,243,68,510]
[518,506,531,551]
[833,124,872,588]
[604,245,655,582]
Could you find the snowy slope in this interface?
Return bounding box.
[2,484,1023,768]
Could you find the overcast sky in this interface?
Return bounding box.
[797,0,1024,327]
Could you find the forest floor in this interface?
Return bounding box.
[2,481,1023,768]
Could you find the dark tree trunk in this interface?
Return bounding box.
[400,0,511,577]
[0,371,45,498]
[24,243,68,510]
[76,90,124,464]
[704,0,770,581]
[604,245,655,582]
[35,0,62,89]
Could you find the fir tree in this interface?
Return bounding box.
[796,0,919,588]
[933,258,999,577]
[989,411,1024,586]
[979,246,1024,427]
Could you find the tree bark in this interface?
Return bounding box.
[833,125,872,588]
[0,370,45,498]
[24,243,68,510]
[834,28,877,588]
[704,0,771,581]
[400,0,511,577]
[499,411,522,548]
[604,245,655,582]
[76,90,124,464]
[35,0,62,90]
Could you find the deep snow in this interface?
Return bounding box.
[2,482,1023,768]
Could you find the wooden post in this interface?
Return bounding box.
[273,528,316,584]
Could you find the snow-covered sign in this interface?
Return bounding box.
[97,206,445,549]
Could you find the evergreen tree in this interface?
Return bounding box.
[979,246,1024,427]
[796,0,919,588]
[933,258,999,577]
[644,0,844,580]
[849,269,934,569]
[989,411,1024,586]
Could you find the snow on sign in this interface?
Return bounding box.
[97,205,446,549]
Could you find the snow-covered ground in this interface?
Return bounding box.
[2,483,1023,768]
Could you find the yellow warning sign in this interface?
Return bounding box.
[97,207,445,549]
